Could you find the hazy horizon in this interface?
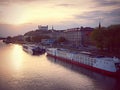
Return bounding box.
[0,0,120,37]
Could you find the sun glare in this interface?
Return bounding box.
[11,45,23,70]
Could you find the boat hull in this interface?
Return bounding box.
[47,53,119,77]
[23,48,33,55]
[22,44,46,55]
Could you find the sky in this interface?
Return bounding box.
[0,0,120,36]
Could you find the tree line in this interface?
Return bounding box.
[91,24,120,53]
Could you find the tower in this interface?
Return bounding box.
[99,21,101,29]
[52,25,54,30]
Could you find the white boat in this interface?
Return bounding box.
[46,48,120,77]
[23,44,45,55]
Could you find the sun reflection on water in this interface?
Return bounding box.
[11,44,24,71]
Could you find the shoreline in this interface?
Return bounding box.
[2,39,120,59]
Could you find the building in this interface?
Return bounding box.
[50,27,93,47]
[24,25,93,47]
[63,28,81,46]
[41,39,55,45]
[80,27,93,46]
[38,25,48,30]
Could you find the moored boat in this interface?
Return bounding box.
[23,44,46,55]
[46,48,120,77]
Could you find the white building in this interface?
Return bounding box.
[38,25,48,30]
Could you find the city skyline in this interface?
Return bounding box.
[0,0,120,36]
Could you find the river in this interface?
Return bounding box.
[0,41,119,90]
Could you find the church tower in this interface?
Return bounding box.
[99,21,101,29]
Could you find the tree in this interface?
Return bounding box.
[25,37,31,42]
[31,35,50,43]
[107,24,120,52]
[91,27,106,50]
[57,37,67,43]
[7,36,12,40]
[91,24,120,53]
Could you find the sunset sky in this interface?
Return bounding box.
[0,0,120,36]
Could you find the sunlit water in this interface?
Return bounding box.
[0,41,120,90]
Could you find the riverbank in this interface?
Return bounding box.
[2,39,120,59]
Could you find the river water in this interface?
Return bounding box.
[0,41,119,90]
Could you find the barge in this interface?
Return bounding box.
[46,48,120,77]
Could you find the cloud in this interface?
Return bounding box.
[107,8,120,23]
[75,11,107,20]
[0,0,49,3]
[94,0,120,6]
[0,0,38,2]
[0,0,46,5]
[56,3,75,7]
[0,23,36,36]
[0,24,17,36]
[75,7,120,19]
[0,0,120,32]
[110,8,120,16]
[74,8,120,26]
